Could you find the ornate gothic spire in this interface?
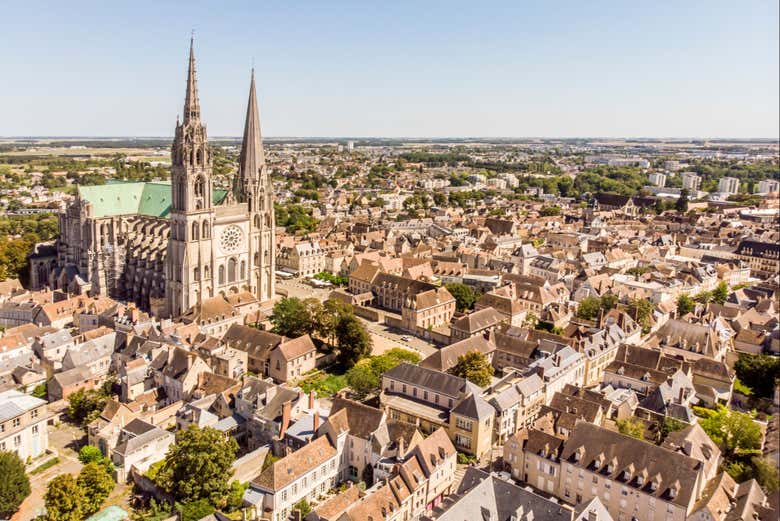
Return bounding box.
[238,68,265,182]
[183,36,200,123]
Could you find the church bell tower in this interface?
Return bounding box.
[166,37,215,317]
[234,69,275,302]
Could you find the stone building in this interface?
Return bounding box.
[30,39,276,318]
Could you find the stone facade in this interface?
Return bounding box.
[31,40,275,318]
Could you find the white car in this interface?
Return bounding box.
[400,336,411,342]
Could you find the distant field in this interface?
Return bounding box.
[1,147,166,157]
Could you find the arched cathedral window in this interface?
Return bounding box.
[192,222,199,241]
[218,265,225,285]
[228,258,237,283]
[240,260,246,280]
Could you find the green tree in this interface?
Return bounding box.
[695,405,762,458]
[577,296,601,320]
[78,445,105,465]
[627,298,654,332]
[335,314,372,368]
[600,293,618,312]
[676,188,689,213]
[345,348,420,397]
[451,351,494,387]
[270,297,321,338]
[676,294,695,316]
[660,417,687,441]
[316,299,353,348]
[711,281,729,305]
[694,291,712,304]
[734,354,780,399]
[616,417,645,440]
[749,456,780,493]
[156,426,238,506]
[345,362,379,398]
[0,451,31,518]
[44,473,84,521]
[445,283,478,312]
[540,205,562,216]
[225,481,248,512]
[77,462,115,516]
[293,499,312,516]
[32,381,48,399]
[67,388,108,426]
[178,499,215,521]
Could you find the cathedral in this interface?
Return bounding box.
[29,39,276,318]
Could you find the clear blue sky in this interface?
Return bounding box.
[1,1,777,138]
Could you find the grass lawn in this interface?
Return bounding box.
[30,457,60,475]
[298,368,347,398]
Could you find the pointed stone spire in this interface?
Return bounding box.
[183,36,200,123]
[238,68,265,182]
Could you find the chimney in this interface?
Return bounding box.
[398,436,405,459]
[683,439,694,456]
[279,400,291,440]
[678,386,685,404]
[309,389,316,409]
[312,411,320,434]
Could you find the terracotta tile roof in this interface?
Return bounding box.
[251,435,336,491]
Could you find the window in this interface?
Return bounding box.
[228,258,237,282]
[31,409,38,419]
[455,417,473,431]
[32,425,39,435]
[454,434,471,449]
[218,265,225,285]
[12,418,20,428]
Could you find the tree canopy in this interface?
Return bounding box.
[0,451,30,518]
[44,473,84,521]
[335,313,372,368]
[676,294,695,316]
[616,417,645,440]
[345,348,421,397]
[269,297,321,338]
[451,351,494,387]
[76,462,115,517]
[445,283,478,313]
[734,354,780,399]
[156,426,239,507]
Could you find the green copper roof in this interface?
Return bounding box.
[78,181,229,218]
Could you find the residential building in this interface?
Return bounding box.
[0,389,49,460]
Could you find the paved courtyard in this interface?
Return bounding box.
[13,421,85,521]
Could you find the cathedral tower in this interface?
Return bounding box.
[235,69,275,302]
[166,38,215,317]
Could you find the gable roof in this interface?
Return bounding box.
[251,435,336,491]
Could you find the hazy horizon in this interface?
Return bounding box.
[2,1,778,138]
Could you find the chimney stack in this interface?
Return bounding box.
[397,436,405,459]
[312,411,320,434]
[309,389,316,409]
[279,400,292,440]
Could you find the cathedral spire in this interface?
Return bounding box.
[183,36,200,123]
[238,68,265,182]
